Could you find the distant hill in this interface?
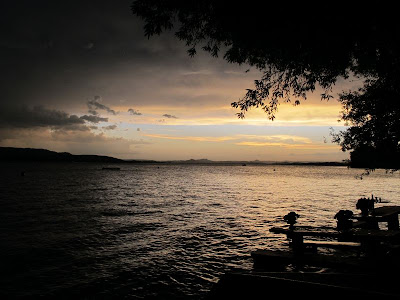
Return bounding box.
[0,147,124,163]
[166,158,347,166]
[171,159,214,164]
[0,147,348,166]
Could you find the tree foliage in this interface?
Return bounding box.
[332,76,400,168]
[132,1,400,168]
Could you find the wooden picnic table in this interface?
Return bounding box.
[269,225,400,254]
[269,206,400,255]
[270,226,349,252]
[256,205,400,271]
[270,225,400,242]
[352,206,400,230]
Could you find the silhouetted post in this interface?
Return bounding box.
[284,212,303,253]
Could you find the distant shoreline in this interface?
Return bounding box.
[158,160,348,167]
[0,146,348,166]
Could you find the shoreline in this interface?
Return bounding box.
[0,147,348,166]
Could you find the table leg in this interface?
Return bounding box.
[387,215,400,230]
[289,233,304,254]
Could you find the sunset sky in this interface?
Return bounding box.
[0,0,357,161]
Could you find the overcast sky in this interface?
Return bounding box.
[0,0,352,161]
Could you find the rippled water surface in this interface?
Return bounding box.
[1,162,399,298]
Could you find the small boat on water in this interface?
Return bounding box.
[102,167,120,170]
[209,196,400,297]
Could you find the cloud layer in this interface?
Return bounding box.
[0,1,350,161]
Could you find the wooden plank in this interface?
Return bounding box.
[352,220,368,228]
[303,240,361,249]
[269,226,340,238]
[350,228,400,240]
[353,206,400,220]
[270,225,400,240]
[374,206,400,216]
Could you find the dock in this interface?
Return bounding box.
[209,199,400,297]
[207,270,400,298]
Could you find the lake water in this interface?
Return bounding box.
[1,163,399,298]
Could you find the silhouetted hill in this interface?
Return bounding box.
[172,159,214,164]
[0,147,348,166]
[166,159,347,166]
[0,147,124,163]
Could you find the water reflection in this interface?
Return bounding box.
[0,163,399,298]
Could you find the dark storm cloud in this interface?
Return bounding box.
[0,0,192,109]
[0,104,112,131]
[0,105,87,130]
[1,0,253,116]
[128,108,142,115]
[162,114,178,119]
[87,96,117,115]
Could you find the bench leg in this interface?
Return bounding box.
[288,234,304,254]
[387,215,400,230]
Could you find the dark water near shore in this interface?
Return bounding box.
[1,162,399,298]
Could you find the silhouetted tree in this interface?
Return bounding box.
[132,1,400,168]
[333,77,400,169]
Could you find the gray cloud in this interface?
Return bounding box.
[80,115,109,123]
[87,96,117,115]
[162,114,178,119]
[104,124,117,130]
[88,109,99,116]
[128,108,142,116]
[0,105,114,132]
[0,105,87,129]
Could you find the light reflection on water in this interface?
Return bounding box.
[1,163,399,298]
